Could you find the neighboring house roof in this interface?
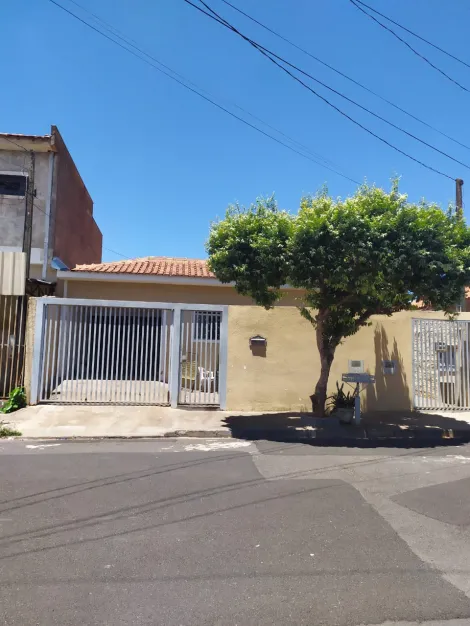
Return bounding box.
[73,257,215,279]
[414,287,470,311]
[0,132,51,141]
[0,132,53,153]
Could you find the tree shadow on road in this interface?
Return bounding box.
[222,410,470,448]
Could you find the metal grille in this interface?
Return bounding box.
[39,303,172,404]
[179,311,221,406]
[0,295,27,399]
[412,318,470,410]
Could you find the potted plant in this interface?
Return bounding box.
[327,383,356,424]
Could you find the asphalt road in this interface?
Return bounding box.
[1,439,470,626]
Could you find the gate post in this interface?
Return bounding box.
[169,307,182,408]
[218,307,229,410]
[28,298,45,405]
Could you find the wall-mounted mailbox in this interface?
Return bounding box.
[249,335,267,348]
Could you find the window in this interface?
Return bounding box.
[0,174,27,196]
[193,312,221,341]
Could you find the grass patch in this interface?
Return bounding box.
[0,422,21,438]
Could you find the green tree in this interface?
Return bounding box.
[207,185,470,415]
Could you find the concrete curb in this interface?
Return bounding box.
[7,426,470,445]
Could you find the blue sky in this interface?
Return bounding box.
[2,0,470,262]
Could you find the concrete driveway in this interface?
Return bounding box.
[1,439,470,625]
[7,404,234,437]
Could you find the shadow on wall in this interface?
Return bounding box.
[366,324,411,412]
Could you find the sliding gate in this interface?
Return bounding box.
[31,299,228,408]
[413,318,470,410]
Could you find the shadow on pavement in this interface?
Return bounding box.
[222,410,470,448]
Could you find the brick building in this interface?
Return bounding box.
[0,126,102,281]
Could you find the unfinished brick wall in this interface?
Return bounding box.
[52,127,102,268]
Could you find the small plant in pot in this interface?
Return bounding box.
[327,383,356,424]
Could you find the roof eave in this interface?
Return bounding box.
[57,270,224,287]
[0,133,54,153]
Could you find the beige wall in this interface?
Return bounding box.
[226,307,470,413]
[226,306,315,412]
[63,279,301,307]
[55,279,470,413]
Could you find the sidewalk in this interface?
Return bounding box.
[6,404,470,446]
[7,405,234,438]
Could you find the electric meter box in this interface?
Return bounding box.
[348,359,364,374]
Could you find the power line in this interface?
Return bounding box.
[66,0,143,49]
[196,0,470,172]
[62,0,342,172]
[34,200,129,261]
[2,137,29,152]
[216,0,470,153]
[353,0,470,71]
[31,199,129,261]
[185,0,456,181]
[349,0,470,94]
[0,153,129,261]
[48,0,359,184]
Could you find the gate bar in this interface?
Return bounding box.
[170,308,181,408]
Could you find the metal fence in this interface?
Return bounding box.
[38,303,172,404]
[179,310,222,406]
[412,318,470,410]
[0,295,27,399]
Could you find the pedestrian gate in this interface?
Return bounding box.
[31,299,228,408]
[179,310,222,406]
[412,318,470,410]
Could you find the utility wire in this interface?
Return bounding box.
[196,0,470,172]
[48,0,359,184]
[354,0,470,71]
[185,0,456,180]
[0,153,129,261]
[0,154,28,172]
[349,0,470,94]
[2,137,29,152]
[34,200,129,262]
[66,0,143,49]
[217,0,470,153]
[61,0,342,171]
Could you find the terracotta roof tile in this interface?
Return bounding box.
[73,257,215,279]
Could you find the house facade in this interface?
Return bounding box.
[19,255,467,414]
[0,126,102,281]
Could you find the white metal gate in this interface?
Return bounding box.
[37,302,172,405]
[179,310,222,406]
[412,318,470,410]
[31,298,228,408]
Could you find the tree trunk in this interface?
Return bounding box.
[310,316,337,416]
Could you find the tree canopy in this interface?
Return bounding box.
[207,184,470,414]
